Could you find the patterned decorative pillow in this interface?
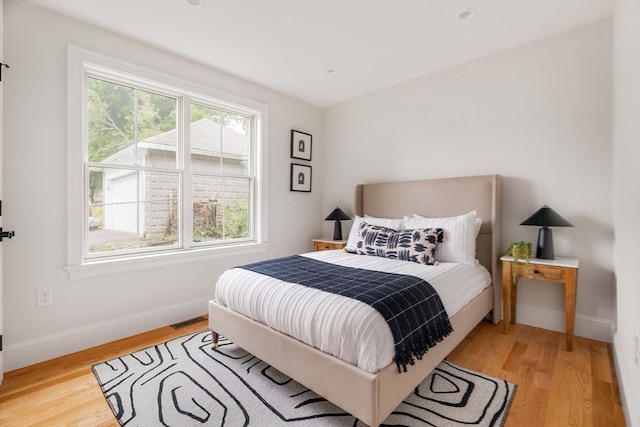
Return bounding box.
[345,215,405,252]
[350,222,444,265]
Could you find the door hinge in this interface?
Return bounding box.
[0,335,3,352]
[0,228,14,241]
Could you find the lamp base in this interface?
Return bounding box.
[536,227,555,259]
[332,221,343,241]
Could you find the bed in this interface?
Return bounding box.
[208,174,502,426]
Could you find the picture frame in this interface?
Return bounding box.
[291,130,312,161]
[290,163,312,192]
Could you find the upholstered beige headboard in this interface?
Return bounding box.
[354,174,502,323]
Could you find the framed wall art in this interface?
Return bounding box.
[291,130,312,161]
[290,163,312,192]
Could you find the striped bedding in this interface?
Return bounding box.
[214,250,491,374]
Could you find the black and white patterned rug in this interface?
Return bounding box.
[92,330,515,426]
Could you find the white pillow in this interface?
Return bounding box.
[364,214,406,230]
[345,215,404,252]
[475,217,483,237]
[404,211,477,265]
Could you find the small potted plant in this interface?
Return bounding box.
[504,241,532,282]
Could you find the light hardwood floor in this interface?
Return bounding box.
[447,321,626,427]
[0,319,626,426]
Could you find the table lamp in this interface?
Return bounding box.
[324,207,351,241]
[520,205,573,260]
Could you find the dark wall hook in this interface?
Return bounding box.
[0,62,9,82]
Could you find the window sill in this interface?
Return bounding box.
[65,243,268,280]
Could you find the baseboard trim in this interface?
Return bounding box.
[513,303,613,343]
[4,300,615,372]
[612,334,640,427]
[3,297,210,372]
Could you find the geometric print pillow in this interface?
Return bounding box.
[350,222,444,265]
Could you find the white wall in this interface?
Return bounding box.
[323,19,614,342]
[2,1,323,371]
[611,1,640,425]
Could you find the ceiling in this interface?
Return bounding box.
[29,0,614,107]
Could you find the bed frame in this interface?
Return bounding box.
[209,174,502,426]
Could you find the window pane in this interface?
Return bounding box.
[77,53,262,265]
[88,166,180,254]
[190,104,249,174]
[88,78,177,167]
[193,175,251,242]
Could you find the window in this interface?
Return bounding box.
[67,47,267,275]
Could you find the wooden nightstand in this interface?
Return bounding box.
[501,255,580,351]
[313,239,347,251]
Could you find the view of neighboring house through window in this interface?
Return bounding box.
[190,104,251,243]
[85,72,257,260]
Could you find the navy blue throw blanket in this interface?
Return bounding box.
[238,255,453,372]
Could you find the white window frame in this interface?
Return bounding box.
[66,46,268,279]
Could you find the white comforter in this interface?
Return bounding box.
[214,250,491,373]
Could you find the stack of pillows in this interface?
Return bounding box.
[345,211,481,266]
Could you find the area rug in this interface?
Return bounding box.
[93,330,515,426]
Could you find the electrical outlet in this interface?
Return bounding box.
[37,288,53,307]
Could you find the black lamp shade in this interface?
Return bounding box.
[520,205,573,260]
[324,207,351,241]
